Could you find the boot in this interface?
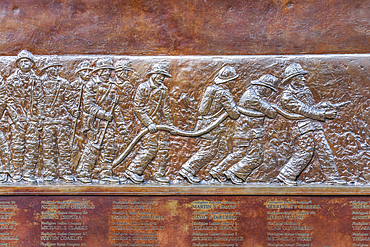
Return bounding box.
[179,169,200,184]
[153,173,170,184]
[277,173,297,186]
[124,170,144,184]
[210,169,227,183]
[0,173,8,183]
[44,175,56,184]
[61,175,75,183]
[224,170,244,185]
[12,175,22,182]
[325,178,347,185]
[76,142,98,184]
[77,176,92,184]
[100,176,120,185]
[23,175,38,185]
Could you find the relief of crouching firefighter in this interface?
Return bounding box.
[76,58,128,184]
[210,75,279,184]
[179,66,241,184]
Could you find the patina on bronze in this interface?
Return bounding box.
[0,53,368,247]
[0,1,369,246]
[0,53,367,187]
[0,1,369,56]
[0,195,367,246]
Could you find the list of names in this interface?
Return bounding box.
[191,200,243,247]
[110,200,165,247]
[40,200,95,247]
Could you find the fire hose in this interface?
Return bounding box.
[112,105,305,168]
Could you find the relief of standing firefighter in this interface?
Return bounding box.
[0,51,366,186]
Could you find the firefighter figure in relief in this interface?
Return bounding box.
[124,62,176,184]
[210,74,279,184]
[40,56,78,183]
[6,50,44,184]
[0,75,14,183]
[179,66,240,184]
[277,63,347,186]
[114,60,137,150]
[76,58,128,184]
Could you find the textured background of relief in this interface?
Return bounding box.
[1,55,369,184]
[0,0,369,55]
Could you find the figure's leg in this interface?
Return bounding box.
[277,132,314,186]
[10,123,25,181]
[152,132,170,184]
[41,124,57,183]
[76,130,99,184]
[125,133,158,184]
[0,130,10,182]
[24,122,41,184]
[225,139,263,184]
[179,136,221,184]
[210,147,246,183]
[214,133,230,165]
[314,130,346,185]
[57,124,74,183]
[99,128,119,184]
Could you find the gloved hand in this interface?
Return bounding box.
[148,123,157,134]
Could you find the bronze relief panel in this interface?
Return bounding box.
[0,53,367,187]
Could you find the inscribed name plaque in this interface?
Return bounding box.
[0,53,369,246]
[0,195,368,246]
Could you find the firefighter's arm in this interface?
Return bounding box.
[83,81,112,121]
[221,90,240,120]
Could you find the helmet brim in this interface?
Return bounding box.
[41,64,63,73]
[251,81,278,92]
[115,67,134,72]
[214,74,239,84]
[15,57,35,67]
[281,70,308,84]
[146,71,171,78]
[74,67,93,75]
[92,65,115,73]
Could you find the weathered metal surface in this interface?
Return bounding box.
[0,54,369,187]
[1,185,370,196]
[0,195,366,246]
[0,1,370,55]
[0,1,368,246]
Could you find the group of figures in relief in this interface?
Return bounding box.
[0,50,351,186]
